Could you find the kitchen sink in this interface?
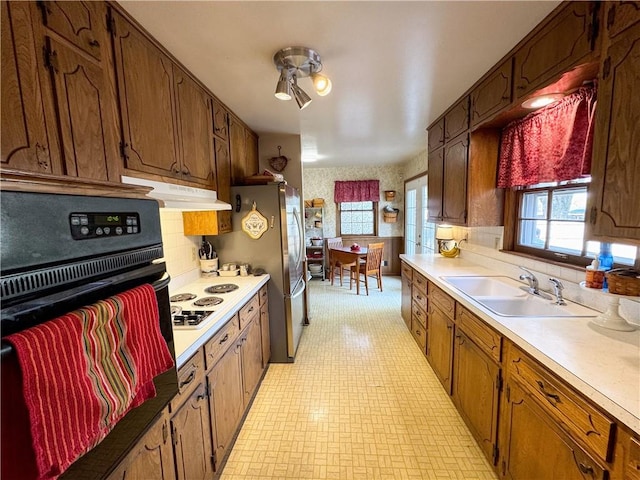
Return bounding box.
[441,276,597,318]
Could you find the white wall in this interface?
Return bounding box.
[258,134,302,192]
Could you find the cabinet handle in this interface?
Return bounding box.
[536,380,560,404]
[248,306,254,313]
[218,333,229,345]
[170,162,180,174]
[578,463,594,475]
[196,390,207,401]
[179,370,196,388]
[88,39,100,47]
[501,95,509,100]
[182,169,191,176]
[517,85,526,90]
[447,324,453,330]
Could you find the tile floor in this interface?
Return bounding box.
[221,277,497,479]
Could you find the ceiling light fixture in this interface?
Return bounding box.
[273,46,331,109]
[521,93,565,110]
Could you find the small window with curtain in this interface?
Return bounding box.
[334,180,380,237]
[500,84,637,266]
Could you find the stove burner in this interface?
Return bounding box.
[172,310,210,327]
[170,305,182,316]
[193,296,224,307]
[205,284,239,294]
[170,293,196,302]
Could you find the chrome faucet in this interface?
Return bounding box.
[549,278,566,305]
[518,267,540,295]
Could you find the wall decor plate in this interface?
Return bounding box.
[241,202,268,239]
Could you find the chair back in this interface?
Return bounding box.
[326,237,343,249]
[365,242,384,271]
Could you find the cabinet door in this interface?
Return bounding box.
[214,136,231,202]
[171,382,214,480]
[229,115,246,185]
[442,132,469,224]
[471,59,513,127]
[426,303,455,394]
[241,317,264,405]
[444,97,469,141]
[401,271,412,329]
[45,36,120,181]
[500,381,607,480]
[212,99,229,140]
[513,2,597,100]
[605,1,640,39]
[112,12,179,179]
[207,342,244,470]
[452,330,500,465]
[1,1,58,174]
[260,302,271,368]
[174,67,214,186]
[427,147,444,221]
[244,129,259,178]
[108,413,175,480]
[38,1,103,60]
[588,22,640,242]
[428,118,445,152]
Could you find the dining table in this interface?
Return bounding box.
[329,246,368,295]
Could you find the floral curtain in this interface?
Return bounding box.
[497,85,597,188]
[334,180,380,203]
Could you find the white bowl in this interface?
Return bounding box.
[219,269,239,277]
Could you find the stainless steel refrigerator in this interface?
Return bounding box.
[213,183,306,363]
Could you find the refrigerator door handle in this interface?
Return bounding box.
[288,276,306,299]
[293,207,304,272]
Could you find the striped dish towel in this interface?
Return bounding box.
[5,284,174,480]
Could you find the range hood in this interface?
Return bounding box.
[121,176,232,211]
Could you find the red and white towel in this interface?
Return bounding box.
[5,284,174,480]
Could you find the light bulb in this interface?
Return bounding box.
[312,73,332,96]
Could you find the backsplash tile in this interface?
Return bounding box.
[159,210,200,281]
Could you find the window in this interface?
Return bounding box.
[338,201,377,236]
[514,178,637,265]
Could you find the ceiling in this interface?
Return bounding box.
[120,1,560,168]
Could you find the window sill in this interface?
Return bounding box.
[499,249,587,273]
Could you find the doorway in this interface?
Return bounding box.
[404,174,435,254]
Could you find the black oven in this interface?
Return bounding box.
[0,191,178,480]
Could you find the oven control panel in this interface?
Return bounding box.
[70,212,141,240]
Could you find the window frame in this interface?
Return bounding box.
[337,201,378,237]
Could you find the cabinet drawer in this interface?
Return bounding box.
[411,282,428,310]
[172,349,205,409]
[413,272,428,295]
[429,283,455,319]
[259,285,268,305]
[239,293,260,329]
[507,345,615,461]
[411,317,427,353]
[411,300,427,329]
[204,315,240,370]
[401,262,413,281]
[456,305,502,363]
[628,435,640,480]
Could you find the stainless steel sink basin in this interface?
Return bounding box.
[441,275,597,318]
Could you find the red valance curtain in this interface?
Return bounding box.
[497,85,597,188]
[334,180,380,203]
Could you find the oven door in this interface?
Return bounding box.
[1,262,178,480]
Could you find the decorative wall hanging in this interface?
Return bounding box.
[269,146,288,172]
[241,202,268,239]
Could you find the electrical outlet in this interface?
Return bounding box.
[382,260,388,266]
[191,246,197,262]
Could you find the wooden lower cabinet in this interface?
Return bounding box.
[426,302,455,393]
[401,266,412,329]
[452,329,501,465]
[500,380,607,480]
[108,410,175,480]
[241,316,264,406]
[207,341,244,470]
[171,382,214,480]
[260,301,271,368]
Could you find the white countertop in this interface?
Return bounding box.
[400,254,640,435]
[170,274,270,368]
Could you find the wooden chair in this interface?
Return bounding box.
[326,237,355,286]
[350,242,384,295]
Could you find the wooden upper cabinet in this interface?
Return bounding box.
[111,11,179,179]
[444,97,469,141]
[174,67,215,186]
[228,113,259,185]
[244,129,259,178]
[605,1,640,39]
[45,36,120,181]
[1,1,59,175]
[513,2,598,100]
[428,118,445,152]
[587,20,640,243]
[471,59,513,127]
[212,99,229,140]
[37,1,103,60]
[214,137,231,202]
[442,132,469,224]
[427,147,444,221]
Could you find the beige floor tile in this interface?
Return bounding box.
[220,277,497,480]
